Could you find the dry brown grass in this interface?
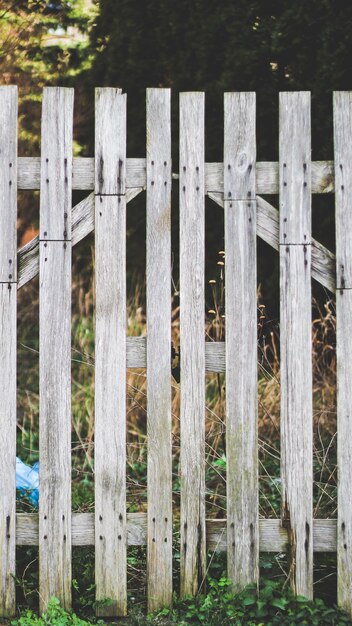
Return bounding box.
[16,261,338,521]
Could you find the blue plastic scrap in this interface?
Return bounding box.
[16,457,39,507]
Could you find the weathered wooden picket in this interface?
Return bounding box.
[0,85,351,617]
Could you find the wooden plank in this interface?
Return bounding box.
[336,291,352,611]
[94,88,127,617]
[0,86,17,619]
[17,157,334,194]
[206,519,337,554]
[255,195,335,293]
[8,318,342,374]
[18,156,145,190]
[224,94,256,200]
[95,88,125,195]
[146,88,172,611]
[0,286,16,618]
[206,161,334,195]
[280,94,311,245]
[204,341,225,372]
[17,191,336,295]
[17,187,143,289]
[223,92,258,590]
[179,92,206,597]
[39,87,73,613]
[311,238,336,293]
[279,92,313,599]
[0,86,17,283]
[209,192,336,293]
[16,514,338,553]
[333,91,352,613]
[334,92,352,290]
[17,512,148,548]
[179,161,334,194]
[40,88,73,241]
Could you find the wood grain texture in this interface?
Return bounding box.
[18,187,143,289]
[224,93,258,589]
[208,192,336,293]
[311,238,335,293]
[280,246,313,596]
[0,286,16,618]
[18,156,145,190]
[39,88,73,240]
[17,193,335,297]
[224,93,256,201]
[279,91,313,600]
[205,161,334,195]
[39,242,72,612]
[179,93,206,597]
[0,86,17,618]
[336,290,352,612]
[0,86,17,283]
[279,93,311,245]
[95,88,126,195]
[94,88,127,617]
[334,91,352,613]
[206,518,337,553]
[204,341,225,372]
[17,513,147,547]
[16,513,147,547]
[17,157,334,194]
[256,196,335,293]
[39,88,73,613]
[146,88,172,611]
[334,92,352,289]
[15,513,338,553]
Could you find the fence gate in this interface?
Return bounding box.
[0,85,351,617]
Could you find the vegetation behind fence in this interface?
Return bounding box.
[0,86,350,618]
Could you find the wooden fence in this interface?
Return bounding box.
[0,85,350,617]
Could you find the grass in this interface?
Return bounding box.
[13,247,340,618]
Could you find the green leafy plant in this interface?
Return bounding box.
[10,597,104,626]
[7,578,352,626]
[153,578,352,626]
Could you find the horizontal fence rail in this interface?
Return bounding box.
[16,157,335,194]
[0,85,350,617]
[14,513,339,552]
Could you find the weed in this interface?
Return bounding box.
[154,578,352,625]
[8,582,352,626]
[10,597,104,626]
[13,250,340,614]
